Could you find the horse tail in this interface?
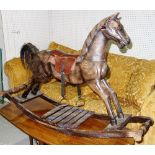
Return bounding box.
[20,43,41,71]
[20,43,53,83]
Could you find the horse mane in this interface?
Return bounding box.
[80,17,108,58]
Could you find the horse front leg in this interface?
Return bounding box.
[101,79,124,118]
[88,79,117,125]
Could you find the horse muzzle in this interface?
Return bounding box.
[118,38,131,49]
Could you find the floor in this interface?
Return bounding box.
[0,102,29,145]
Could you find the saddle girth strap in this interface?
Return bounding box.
[77,84,81,99]
[61,62,65,98]
[60,62,82,100]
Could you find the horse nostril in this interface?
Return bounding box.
[127,38,130,44]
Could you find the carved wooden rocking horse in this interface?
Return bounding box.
[0,13,153,142]
[20,12,130,125]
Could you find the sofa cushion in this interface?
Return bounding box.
[126,59,155,108]
[107,53,138,106]
[41,80,139,115]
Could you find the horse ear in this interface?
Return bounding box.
[110,12,120,19]
[115,12,120,18]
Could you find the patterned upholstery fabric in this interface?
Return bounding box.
[4,58,32,88]
[4,41,155,144]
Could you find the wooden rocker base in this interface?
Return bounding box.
[105,114,131,130]
[14,91,43,103]
[3,92,154,143]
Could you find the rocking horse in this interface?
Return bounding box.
[20,12,130,125]
[0,13,153,142]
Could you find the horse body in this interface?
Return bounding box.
[20,13,131,125]
[47,25,108,84]
[79,31,108,81]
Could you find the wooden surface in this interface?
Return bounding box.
[0,98,135,145]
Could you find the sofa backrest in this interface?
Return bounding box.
[4,58,32,88]
[4,41,155,109]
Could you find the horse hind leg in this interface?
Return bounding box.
[101,79,124,118]
[31,83,40,95]
[88,79,117,125]
[22,80,35,98]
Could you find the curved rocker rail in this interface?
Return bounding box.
[3,92,154,143]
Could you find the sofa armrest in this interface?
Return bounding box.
[139,91,155,144]
[4,58,31,88]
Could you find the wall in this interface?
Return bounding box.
[0,11,5,62]
[1,10,155,61]
[49,10,155,60]
[1,10,51,61]
[0,14,4,46]
[0,11,8,90]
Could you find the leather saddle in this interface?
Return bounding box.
[50,50,79,75]
[49,50,81,99]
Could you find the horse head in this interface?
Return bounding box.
[101,12,131,49]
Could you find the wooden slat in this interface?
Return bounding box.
[42,103,94,129]
[47,106,72,121]
[51,106,79,124]
[63,110,88,128]
[57,109,83,127]
[41,104,67,119]
[70,112,94,128]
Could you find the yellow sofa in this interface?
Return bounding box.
[4,42,155,144]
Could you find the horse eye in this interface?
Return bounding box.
[113,26,118,30]
[119,27,123,30]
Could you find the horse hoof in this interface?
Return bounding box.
[76,98,85,107]
[31,91,37,96]
[21,94,28,99]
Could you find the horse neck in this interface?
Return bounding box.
[83,31,108,61]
